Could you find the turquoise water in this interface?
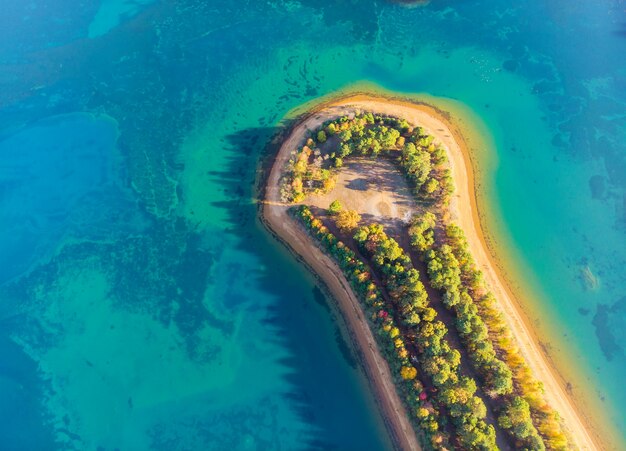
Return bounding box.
[0,0,624,449]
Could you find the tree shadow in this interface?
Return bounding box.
[207,123,391,450]
[345,177,371,191]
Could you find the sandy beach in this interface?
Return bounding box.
[260,93,602,451]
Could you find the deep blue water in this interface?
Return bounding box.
[0,0,625,449]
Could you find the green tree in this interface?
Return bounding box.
[498,396,534,437]
[402,142,432,188]
[487,360,513,395]
[404,310,421,326]
[432,147,447,165]
[420,307,437,322]
[409,212,436,252]
[424,177,439,194]
[328,200,343,215]
[339,130,352,143]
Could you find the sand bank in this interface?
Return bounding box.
[260,93,602,450]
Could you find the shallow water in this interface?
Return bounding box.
[0,0,624,449]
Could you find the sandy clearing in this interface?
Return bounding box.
[307,158,416,228]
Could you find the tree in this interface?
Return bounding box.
[424,178,439,194]
[426,245,461,291]
[486,360,513,395]
[322,177,335,192]
[409,212,436,252]
[317,130,327,143]
[402,142,432,188]
[377,238,403,263]
[441,169,455,198]
[498,396,533,436]
[339,130,352,143]
[335,209,361,232]
[328,200,343,215]
[404,310,421,326]
[379,127,400,148]
[420,307,437,322]
[400,366,417,380]
[432,147,447,166]
[416,407,430,419]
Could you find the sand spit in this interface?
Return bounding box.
[260,93,601,451]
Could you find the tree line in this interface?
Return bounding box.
[282,113,452,205]
[293,206,450,450]
[354,223,498,450]
[443,223,569,450]
[410,215,568,450]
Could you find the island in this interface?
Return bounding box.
[260,94,599,450]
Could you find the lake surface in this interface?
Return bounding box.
[0,0,624,449]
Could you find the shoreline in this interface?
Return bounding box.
[259,91,607,450]
[259,102,422,451]
[258,211,409,451]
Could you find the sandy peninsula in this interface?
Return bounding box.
[260,93,601,451]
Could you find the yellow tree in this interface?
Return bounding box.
[400,366,417,380]
[335,209,361,232]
